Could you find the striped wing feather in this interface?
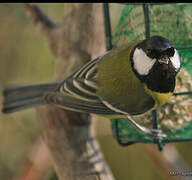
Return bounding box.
[44,56,123,115]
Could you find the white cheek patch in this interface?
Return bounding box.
[133,48,156,75]
[170,50,181,71]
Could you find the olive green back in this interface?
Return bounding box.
[97,43,154,115]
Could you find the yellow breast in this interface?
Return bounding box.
[144,84,173,109]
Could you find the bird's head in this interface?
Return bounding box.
[131,36,182,93]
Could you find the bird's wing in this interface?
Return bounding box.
[45,52,154,116]
[44,56,123,115]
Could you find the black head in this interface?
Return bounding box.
[131,36,182,93]
[138,36,175,62]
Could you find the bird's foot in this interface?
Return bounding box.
[145,128,167,140]
[127,115,167,140]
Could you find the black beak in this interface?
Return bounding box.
[158,57,169,64]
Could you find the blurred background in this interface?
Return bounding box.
[0,3,192,180]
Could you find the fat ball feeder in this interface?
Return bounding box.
[103,3,192,151]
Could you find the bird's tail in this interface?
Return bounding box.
[2,82,61,114]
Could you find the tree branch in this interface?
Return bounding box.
[23,3,57,32]
[15,138,51,180]
[24,3,113,180]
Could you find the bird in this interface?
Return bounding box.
[2,35,182,140]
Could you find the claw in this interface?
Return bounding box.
[127,115,167,140]
[146,128,167,140]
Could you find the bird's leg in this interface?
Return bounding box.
[126,115,167,140]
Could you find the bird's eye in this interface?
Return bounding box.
[146,49,152,56]
[146,49,151,54]
[165,47,175,57]
[146,49,158,59]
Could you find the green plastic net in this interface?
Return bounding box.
[110,3,192,143]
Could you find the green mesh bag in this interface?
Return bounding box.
[108,3,192,149]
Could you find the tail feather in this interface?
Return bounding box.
[2,82,61,114]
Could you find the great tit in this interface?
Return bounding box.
[2,36,182,140]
